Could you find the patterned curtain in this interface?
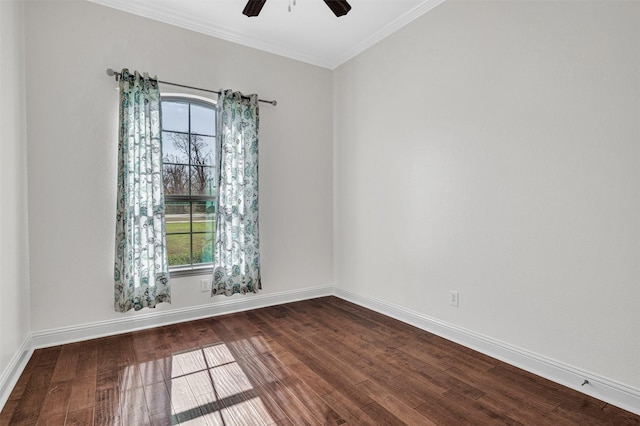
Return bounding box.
[114,69,170,312]
[212,90,261,296]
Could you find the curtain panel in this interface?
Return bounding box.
[212,90,261,296]
[114,69,170,312]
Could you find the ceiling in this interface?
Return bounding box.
[88,0,446,69]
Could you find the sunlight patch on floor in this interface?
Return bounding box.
[170,342,276,425]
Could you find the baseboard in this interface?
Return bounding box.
[31,285,334,349]
[0,336,34,411]
[333,288,640,416]
[4,285,638,417]
[0,285,332,412]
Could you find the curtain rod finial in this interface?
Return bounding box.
[106,68,120,81]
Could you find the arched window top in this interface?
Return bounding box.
[162,92,216,106]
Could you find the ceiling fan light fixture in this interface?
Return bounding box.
[243,0,267,17]
[323,0,351,17]
[243,0,351,17]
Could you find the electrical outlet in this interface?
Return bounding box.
[200,279,210,292]
[449,291,459,307]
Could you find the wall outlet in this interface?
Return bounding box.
[200,279,210,292]
[449,290,459,307]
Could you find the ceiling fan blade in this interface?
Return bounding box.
[243,0,267,17]
[323,0,351,17]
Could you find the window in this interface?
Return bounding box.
[161,96,216,276]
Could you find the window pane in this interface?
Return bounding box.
[190,135,215,166]
[166,234,191,266]
[166,201,191,266]
[192,201,215,233]
[163,164,189,196]
[162,131,189,164]
[191,103,215,136]
[192,233,214,265]
[162,101,189,133]
[165,202,190,232]
[191,166,215,196]
[161,97,217,271]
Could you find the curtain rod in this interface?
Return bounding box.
[106,68,277,106]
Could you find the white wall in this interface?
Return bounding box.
[10,0,639,412]
[0,0,31,385]
[334,0,640,390]
[24,1,333,332]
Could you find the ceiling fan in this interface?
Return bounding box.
[242,0,352,17]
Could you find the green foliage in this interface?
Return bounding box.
[166,221,214,267]
[168,253,191,266]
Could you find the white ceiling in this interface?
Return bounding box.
[88,0,446,69]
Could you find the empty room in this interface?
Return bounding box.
[1,0,639,424]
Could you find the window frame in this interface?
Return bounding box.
[161,94,217,278]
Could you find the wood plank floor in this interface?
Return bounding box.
[1,296,638,425]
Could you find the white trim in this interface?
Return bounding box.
[0,285,331,412]
[31,286,333,349]
[3,285,638,417]
[87,0,335,68]
[0,337,34,411]
[86,0,446,70]
[329,0,447,69]
[333,288,640,416]
[161,93,217,106]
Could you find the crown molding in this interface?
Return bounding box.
[87,0,446,70]
[88,0,333,68]
[329,0,447,69]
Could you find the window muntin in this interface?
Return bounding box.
[161,96,216,274]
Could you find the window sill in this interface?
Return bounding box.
[169,265,213,279]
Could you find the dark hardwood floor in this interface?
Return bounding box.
[1,296,638,425]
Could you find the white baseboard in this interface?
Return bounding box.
[0,285,332,412]
[30,285,334,349]
[334,288,640,416]
[0,336,34,411]
[3,285,639,417]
